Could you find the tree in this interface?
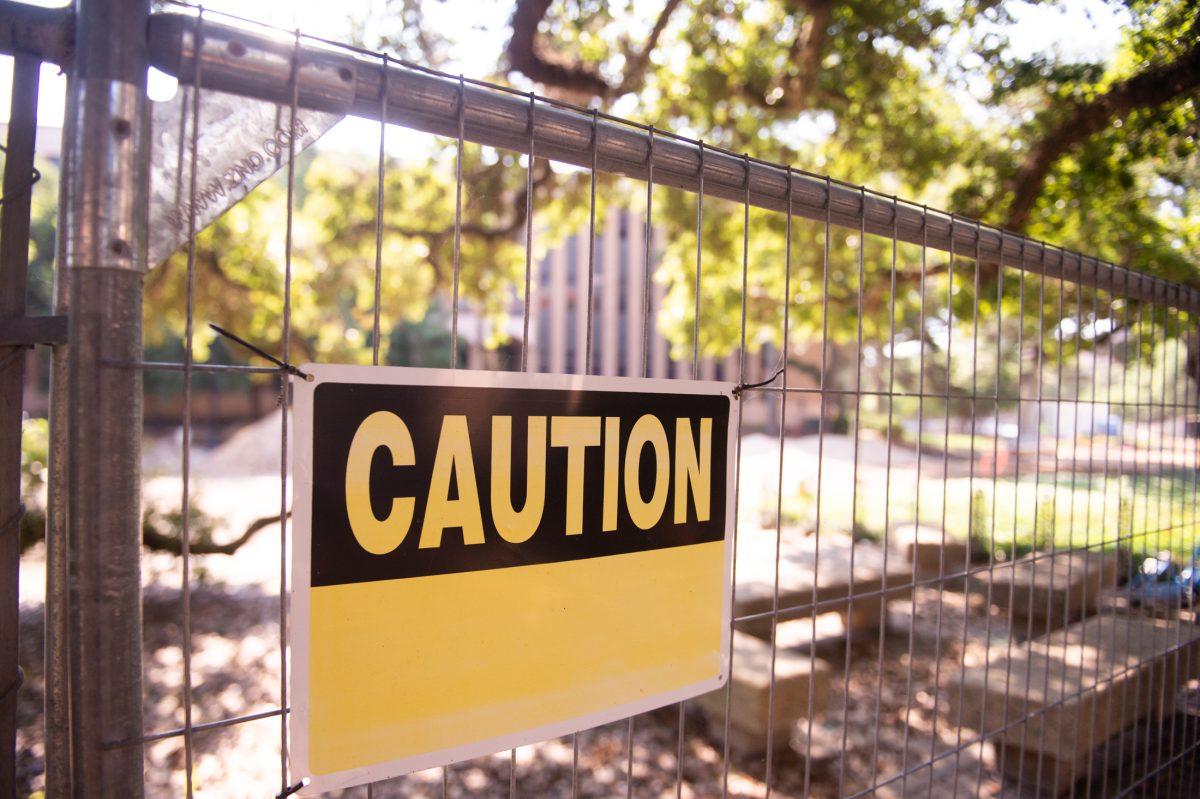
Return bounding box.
[138,0,1198,383]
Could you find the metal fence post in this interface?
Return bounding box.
[0,50,40,799]
[62,0,150,794]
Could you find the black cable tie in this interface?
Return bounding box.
[0,143,40,209]
[733,364,786,397]
[208,324,313,382]
[0,502,25,539]
[0,666,23,706]
[276,778,309,798]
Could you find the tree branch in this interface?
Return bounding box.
[769,0,832,112]
[507,0,683,100]
[142,511,289,556]
[506,0,611,98]
[1004,40,1200,232]
[615,0,684,96]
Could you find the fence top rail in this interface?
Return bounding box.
[142,8,1200,313]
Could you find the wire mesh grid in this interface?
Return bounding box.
[47,4,1200,797]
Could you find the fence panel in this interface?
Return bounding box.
[10,2,1199,796]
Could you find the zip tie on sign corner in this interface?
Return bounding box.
[208,323,314,382]
[276,778,309,798]
[732,358,786,398]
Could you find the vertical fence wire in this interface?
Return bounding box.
[719,154,753,799]
[1030,259,1067,799]
[691,142,704,380]
[1083,257,1109,799]
[449,75,465,371]
[836,187,868,797]
[1122,298,1148,796]
[867,197,902,795]
[1135,289,1156,799]
[278,28,302,797]
[639,127,655,378]
[177,11,205,797]
[898,205,930,797]
[800,175,834,799]
[371,54,387,368]
[363,49,390,799]
[926,210,955,796]
[1177,293,1196,794]
[1013,238,1042,798]
[971,220,1000,799]
[585,109,599,380]
[1156,289,1178,799]
[995,257,1021,799]
[950,216,979,795]
[1186,300,1195,790]
[1143,288,1166,793]
[762,166,794,797]
[1072,259,1094,799]
[507,86,542,799]
[1103,269,1132,799]
[521,91,535,374]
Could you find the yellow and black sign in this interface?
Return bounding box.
[290,365,736,793]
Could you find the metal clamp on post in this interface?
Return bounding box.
[64,79,148,272]
[0,316,68,347]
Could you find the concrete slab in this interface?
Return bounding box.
[694,630,831,752]
[735,531,913,640]
[893,524,970,580]
[972,551,1119,632]
[951,614,1200,795]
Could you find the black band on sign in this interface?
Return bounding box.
[309,383,731,587]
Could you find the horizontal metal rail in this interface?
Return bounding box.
[141,10,1200,312]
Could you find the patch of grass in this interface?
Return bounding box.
[772,468,1199,562]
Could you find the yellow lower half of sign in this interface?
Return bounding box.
[307,540,724,776]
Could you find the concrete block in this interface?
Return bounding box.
[951,615,1200,795]
[974,551,1118,632]
[695,630,830,753]
[735,531,911,641]
[893,524,970,580]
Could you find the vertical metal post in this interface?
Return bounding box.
[0,49,40,799]
[62,0,150,795]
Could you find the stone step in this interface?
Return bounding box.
[951,614,1200,795]
[735,531,912,640]
[970,551,1119,632]
[694,630,830,753]
[892,523,970,581]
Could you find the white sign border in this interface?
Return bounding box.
[290,364,740,795]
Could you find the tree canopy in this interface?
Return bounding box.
[125,0,1198,377]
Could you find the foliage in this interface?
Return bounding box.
[19,419,275,557]
[760,479,817,533]
[1033,494,1056,551]
[969,487,990,559]
[20,417,48,498]
[22,1,1191,382]
[19,418,49,553]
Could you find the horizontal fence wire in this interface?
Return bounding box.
[39,3,1200,798]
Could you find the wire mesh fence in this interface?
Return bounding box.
[9,3,1200,796]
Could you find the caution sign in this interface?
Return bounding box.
[290,365,736,793]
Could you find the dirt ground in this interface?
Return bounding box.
[14,424,1200,797]
[19,572,1012,798]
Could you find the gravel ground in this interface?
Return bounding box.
[14,426,1198,797]
[17,548,1012,798]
